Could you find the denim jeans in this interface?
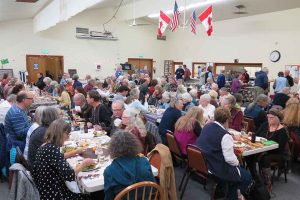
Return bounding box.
[225,167,252,200]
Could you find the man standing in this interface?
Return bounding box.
[183,65,191,82]
[285,70,294,87]
[254,67,269,99]
[175,65,185,80]
[5,91,33,152]
[205,66,214,83]
[217,70,226,89]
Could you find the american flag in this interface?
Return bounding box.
[190,10,196,34]
[170,1,180,32]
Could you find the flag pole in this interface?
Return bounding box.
[179,0,188,29]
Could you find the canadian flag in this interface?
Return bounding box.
[199,5,213,36]
[157,10,171,37]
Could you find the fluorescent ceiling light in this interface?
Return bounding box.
[148,0,224,18]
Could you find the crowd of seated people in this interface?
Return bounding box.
[0,66,299,200]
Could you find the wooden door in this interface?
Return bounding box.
[128,58,153,78]
[139,59,153,78]
[127,58,140,75]
[45,56,64,81]
[26,55,64,83]
[26,55,47,83]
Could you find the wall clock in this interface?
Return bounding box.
[270,50,281,62]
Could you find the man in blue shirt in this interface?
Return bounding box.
[217,70,226,89]
[5,91,33,153]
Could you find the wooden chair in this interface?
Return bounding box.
[243,117,256,132]
[166,132,187,164]
[114,181,163,200]
[179,145,221,200]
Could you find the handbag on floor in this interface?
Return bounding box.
[245,179,270,200]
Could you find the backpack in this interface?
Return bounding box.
[246,180,271,200]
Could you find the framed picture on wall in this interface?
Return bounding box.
[68,69,77,78]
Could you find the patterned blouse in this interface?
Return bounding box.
[32,143,89,200]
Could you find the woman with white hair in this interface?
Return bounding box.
[121,108,147,153]
[126,88,149,112]
[43,77,52,93]
[199,94,215,121]
[160,91,171,109]
[176,85,187,98]
[182,92,195,112]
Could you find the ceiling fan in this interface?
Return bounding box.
[233,5,248,14]
[129,0,150,26]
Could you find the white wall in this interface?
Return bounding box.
[163,8,300,79]
[0,8,165,79]
[1,7,300,80]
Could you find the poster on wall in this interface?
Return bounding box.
[33,63,39,70]
[68,69,77,78]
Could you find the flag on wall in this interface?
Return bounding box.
[170,1,180,32]
[190,10,197,34]
[199,5,213,36]
[157,10,171,37]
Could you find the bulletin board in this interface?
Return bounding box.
[285,65,300,79]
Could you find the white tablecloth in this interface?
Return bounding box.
[66,131,158,193]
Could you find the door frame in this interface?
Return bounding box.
[26,54,64,83]
[192,62,207,78]
[172,61,183,77]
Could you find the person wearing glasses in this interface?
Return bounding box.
[110,100,125,135]
[4,91,34,153]
[247,108,289,193]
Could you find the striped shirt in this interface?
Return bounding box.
[4,104,31,152]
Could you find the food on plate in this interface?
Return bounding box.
[62,146,77,153]
[79,140,89,147]
[93,131,107,137]
[81,164,97,172]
